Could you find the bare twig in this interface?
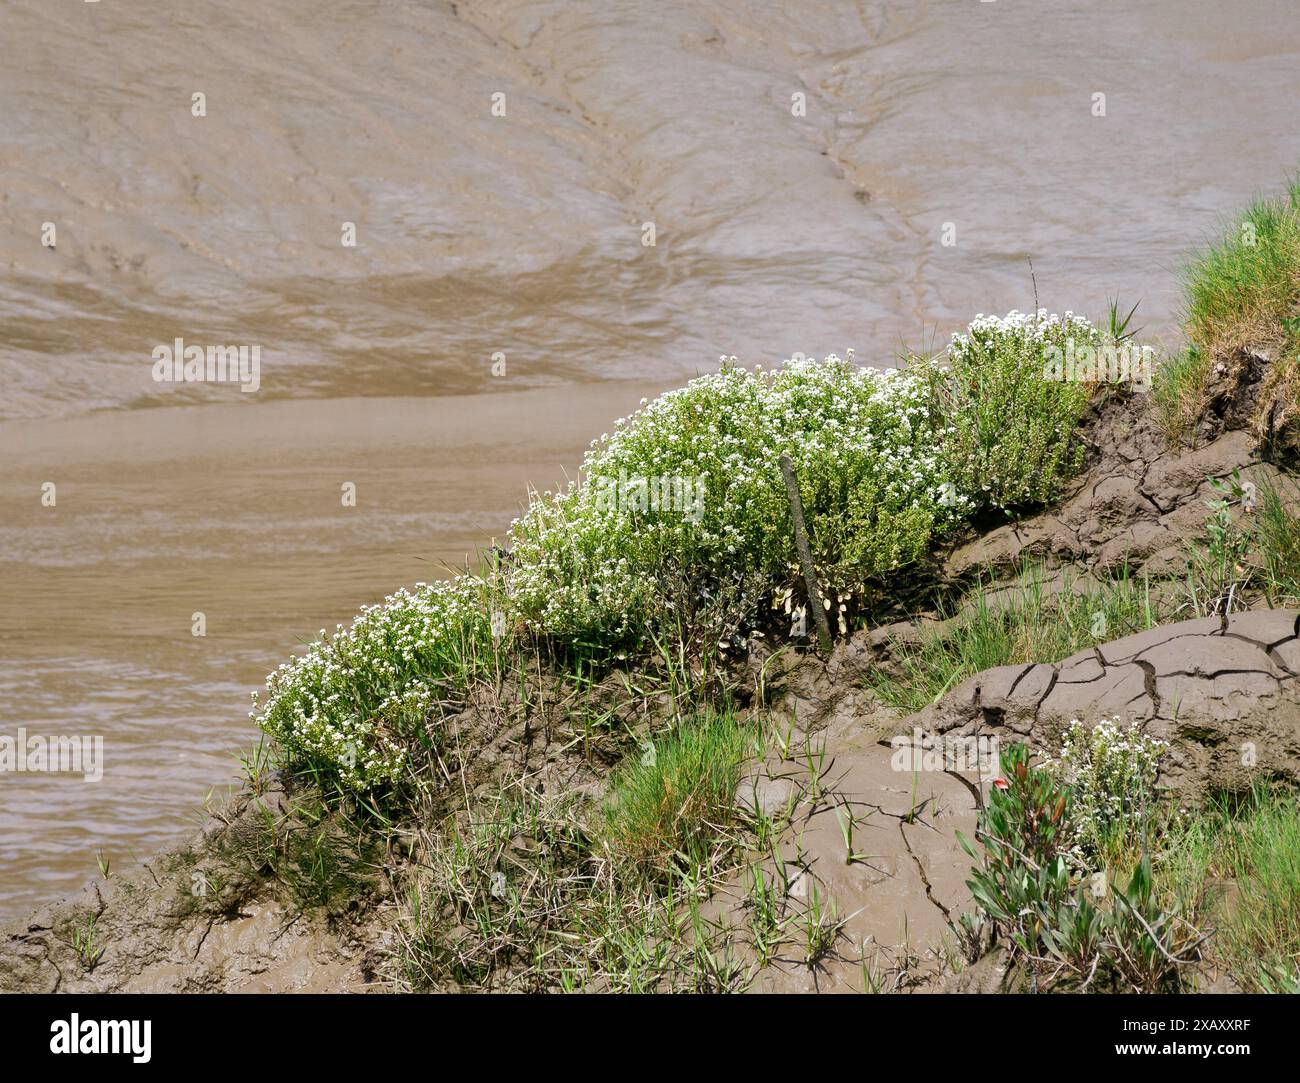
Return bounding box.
[778,454,833,653]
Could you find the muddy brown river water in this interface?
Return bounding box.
[2,0,1299,918]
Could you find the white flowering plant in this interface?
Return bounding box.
[255,315,1100,793]
[964,739,1195,992]
[1046,716,1168,859]
[252,576,503,791]
[920,309,1101,511]
[507,353,972,648]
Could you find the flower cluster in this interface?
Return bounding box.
[1046,716,1168,858]
[251,576,497,791]
[507,352,972,645]
[954,309,1099,352]
[928,309,1101,510]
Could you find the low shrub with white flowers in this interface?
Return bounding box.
[1046,716,1168,859]
[252,576,500,791]
[921,309,1101,511]
[255,312,1102,793]
[508,353,972,646]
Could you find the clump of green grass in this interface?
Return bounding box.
[1185,178,1300,362]
[223,793,385,917]
[403,796,745,993]
[397,788,594,990]
[1254,475,1300,605]
[1158,784,1300,991]
[1176,468,1300,617]
[1157,179,1300,445]
[601,710,759,877]
[1177,470,1256,618]
[869,561,1162,712]
[394,711,778,992]
[69,914,106,972]
[1106,295,1144,343]
[1152,345,1213,445]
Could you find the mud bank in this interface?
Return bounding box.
[8,0,1300,925]
[7,344,1300,993]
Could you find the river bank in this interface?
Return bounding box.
[7,241,1300,990]
[4,0,1300,940]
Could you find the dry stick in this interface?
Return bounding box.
[778,454,833,654]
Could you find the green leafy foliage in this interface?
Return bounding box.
[918,310,1098,511]
[508,355,969,649]
[257,314,1100,793]
[960,742,1199,992]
